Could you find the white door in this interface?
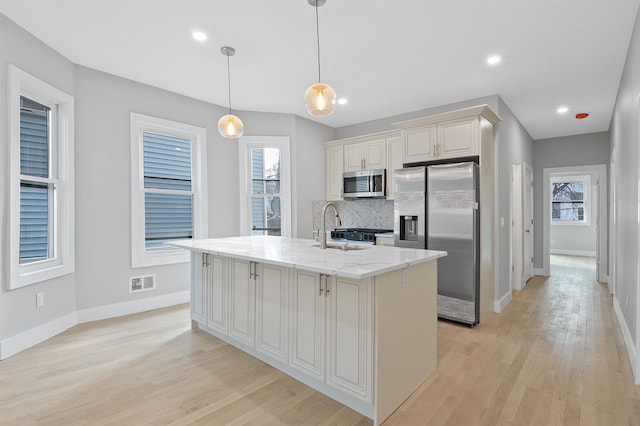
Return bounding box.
[228,259,255,347]
[511,164,523,291]
[326,276,372,402]
[524,164,534,281]
[289,270,325,380]
[255,264,288,362]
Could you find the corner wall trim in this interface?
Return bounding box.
[534,268,547,276]
[0,291,190,360]
[613,296,637,383]
[77,291,189,323]
[494,291,512,313]
[0,311,78,360]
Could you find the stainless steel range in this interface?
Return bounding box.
[330,228,394,244]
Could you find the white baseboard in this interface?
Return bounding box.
[613,296,638,383]
[0,291,190,360]
[77,291,189,323]
[494,291,512,313]
[534,268,547,276]
[0,311,78,360]
[550,249,597,257]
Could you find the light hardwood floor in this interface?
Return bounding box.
[1,255,638,425]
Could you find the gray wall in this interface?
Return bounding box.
[495,97,534,301]
[334,94,534,310]
[0,14,333,342]
[532,132,610,267]
[610,8,640,349]
[0,14,78,340]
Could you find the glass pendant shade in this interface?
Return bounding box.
[304,82,337,116]
[218,114,244,138]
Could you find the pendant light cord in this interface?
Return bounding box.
[226,53,232,115]
[315,1,321,83]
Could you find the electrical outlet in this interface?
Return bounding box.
[36,292,44,308]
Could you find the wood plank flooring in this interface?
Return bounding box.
[1,255,638,425]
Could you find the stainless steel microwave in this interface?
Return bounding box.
[342,169,386,199]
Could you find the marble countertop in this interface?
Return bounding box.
[168,236,446,279]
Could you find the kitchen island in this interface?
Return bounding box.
[169,236,446,425]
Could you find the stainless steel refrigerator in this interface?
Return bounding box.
[394,162,480,326]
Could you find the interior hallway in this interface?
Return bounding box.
[1,255,638,425]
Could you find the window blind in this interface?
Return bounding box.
[143,132,193,249]
[19,97,50,262]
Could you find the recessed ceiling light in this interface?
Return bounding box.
[557,106,569,114]
[192,31,207,42]
[337,98,348,105]
[486,55,501,65]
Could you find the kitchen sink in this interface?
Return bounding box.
[312,242,365,251]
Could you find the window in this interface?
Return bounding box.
[130,113,207,267]
[239,136,291,237]
[551,175,590,224]
[8,65,75,289]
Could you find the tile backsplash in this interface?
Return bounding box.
[312,199,394,235]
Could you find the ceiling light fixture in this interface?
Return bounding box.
[192,31,207,42]
[486,55,501,65]
[218,46,244,139]
[304,0,337,116]
[557,106,569,114]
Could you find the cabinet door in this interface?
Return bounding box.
[344,143,364,172]
[228,259,255,347]
[290,270,325,380]
[363,139,386,170]
[207,255,228,334]
[255,264,289,363]
[403,126,436,163]
[438,118,478,159]
[327,276,373,402]
[385,136,403,200]
[191,252,207,324]
[325,145,344,201]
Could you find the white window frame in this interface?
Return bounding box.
[7,65,75,290]
[238,136,291,237]
[550,174,591,226]
[130,113,208,268]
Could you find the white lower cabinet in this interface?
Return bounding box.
[327,276,372,401]
[228,259,255,347]
[190,252,208,324]
[290,270,372,403]
[207,254,228,334]
[255,263,289,363]
[290,270,325,379]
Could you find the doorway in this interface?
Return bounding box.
[542,165,608,282]
[511,162,534,292]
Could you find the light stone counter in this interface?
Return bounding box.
[169,235,446,279]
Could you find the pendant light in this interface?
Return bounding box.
[218,46,244,138]
[304,0,337,116]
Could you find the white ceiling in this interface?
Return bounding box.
[1,0,638,140]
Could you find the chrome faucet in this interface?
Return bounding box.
[320,202,342,249]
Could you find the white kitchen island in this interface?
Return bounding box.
[169,236,446,425]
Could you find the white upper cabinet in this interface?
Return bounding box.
[403,125,436,163]
[395,104,500,164]
[325,144,344,201]
[344,138,386,172]
[385,136,403,200]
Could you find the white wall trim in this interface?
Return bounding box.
[494,290,512,313]
[613,296,638,383]
[77,291,189,323]
[0,291,189,360]
[0,311,78,360]
[550,249,597,257]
